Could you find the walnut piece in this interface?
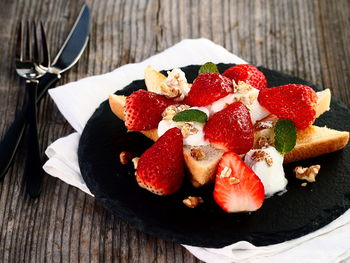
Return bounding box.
[119,151,132,165]
[251,150,273,166]
[181,122,198,138]
[294,165,321,182]
[254,120,274,131]
[234,80,253,94]
[162,104,190,120]
[132,157,140,169]
[190,147,206,161]
[219,166,232,178]
[256,136,271,148]
[183,196,203,208]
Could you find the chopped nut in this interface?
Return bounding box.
[219,166,232,178]
[254,120,274,131]
[161,104,190,120]
[229,177,240,185]
[294,165,321,182]
[183,196,203,208]
[301,182,308,187]
[119,151,132,165]
[190,147,206,161]
[234,81,253,94]
[181,122,198,138]
[256,136,271,148]
[132,157,140,169]
[251,150,267,162]
[251,150,273,166]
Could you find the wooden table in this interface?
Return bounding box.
[0,0,349,262]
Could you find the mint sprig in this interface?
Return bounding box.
[173,109,208,123]
[198,62,219,74]
[274,119,297,154]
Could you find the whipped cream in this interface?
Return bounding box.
[206,84,269,123]
[160,68,190,101]
[244,146,288,197]
[158,107,210,146]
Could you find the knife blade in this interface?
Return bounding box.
[0,4,91,179]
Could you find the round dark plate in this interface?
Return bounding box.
[78,64,350,248]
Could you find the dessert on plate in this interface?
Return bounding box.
[108,63,349,213]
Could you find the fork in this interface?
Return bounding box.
[15,21,50,197]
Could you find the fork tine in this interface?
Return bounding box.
[32,21,40,64]
[25,21,31,60]
[15,21,23,61]
[39,21,50,68]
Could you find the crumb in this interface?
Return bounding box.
[294,165,321,182]
[119,151,132,164]
[301,182,308,187]
[190,147,206,161]
[229,177,240,185]
[183,196,203,208]
[219,166,232,178]
[132,157,140,169]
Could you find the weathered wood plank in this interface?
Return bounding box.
[0,0,349,262]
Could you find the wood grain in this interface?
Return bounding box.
[0,0,349,262]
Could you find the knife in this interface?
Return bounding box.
[0,4,90,179]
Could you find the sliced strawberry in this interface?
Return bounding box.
[185,73,233,106]
[257,84,318,129]
[214,152,265,213]
[204,102,254,154]
[125,90,174,131]
[136,127,184,195]
[223,64,268,90]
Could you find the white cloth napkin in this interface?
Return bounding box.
[43,38,350,263]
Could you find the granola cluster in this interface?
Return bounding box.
[160,69,190,100]
[161,104,190,120]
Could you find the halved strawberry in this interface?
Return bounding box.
[223,64,268,90]
[214,152,265,213]
[185,73,233,106]
[125,90,174,131]
[258,84,318,129]
[136,127,184,195]
[204,102,254,154]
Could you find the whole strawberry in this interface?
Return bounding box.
[204,102,254,154]
[223,64,268,90]
[214,152,265,213]
[136,127,184,195]
[185,73,233,106]
[258,84,318,129]
[125,90,174,131]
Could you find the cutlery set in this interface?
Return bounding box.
[0,4,90,196]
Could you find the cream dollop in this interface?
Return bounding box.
[244,146,288,197]
[158,107,209,146]
[160,68,190,101]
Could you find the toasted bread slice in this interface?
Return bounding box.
[108,88,348,187]
[144,66,167,94]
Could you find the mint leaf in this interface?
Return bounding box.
[274,119,297,154]
[173,109,208,123]
[198,62,219,74]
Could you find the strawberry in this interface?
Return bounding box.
[125,90,174,131]
[135,127,184,195]
[257,84,318,129]
[214,152,265,213]
[185,73,233,106]
[223,64,268,90]
[204,102,254,154]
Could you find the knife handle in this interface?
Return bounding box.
[23,81,44,197]
[0,72,60,180]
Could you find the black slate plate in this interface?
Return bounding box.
[78,64,350,248]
